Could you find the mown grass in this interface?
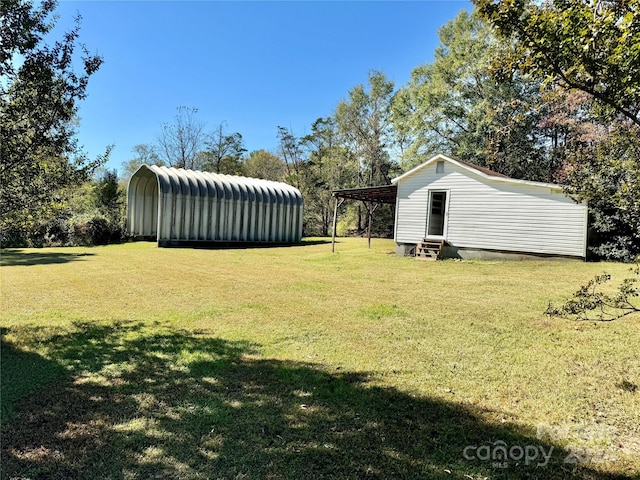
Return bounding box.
[1,238,639,479]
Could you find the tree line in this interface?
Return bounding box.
[2,0,639,261]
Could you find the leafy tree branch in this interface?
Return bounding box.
[546,263,640,321]
[1,0,106,246]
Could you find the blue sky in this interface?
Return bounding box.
[51,1,473,175]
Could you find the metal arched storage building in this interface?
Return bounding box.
[126,165,303,246]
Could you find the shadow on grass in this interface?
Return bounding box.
[0,330,69,424]
[0,250,94,267]
[161,238,333,250]
[1,322,630,479]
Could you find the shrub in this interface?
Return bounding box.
[42,216,72,247]
[69,215,123,246]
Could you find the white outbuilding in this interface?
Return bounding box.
[126,165,303,247]
[392,154,588,259]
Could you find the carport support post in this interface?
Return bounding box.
[367,202,372,249]
[331,196,344,253]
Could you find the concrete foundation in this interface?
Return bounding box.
[396,243,584,261]
[396,243,416,257]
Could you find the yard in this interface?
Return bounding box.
[1,239,638,479]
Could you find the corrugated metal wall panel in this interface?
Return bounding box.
[126,165,303,246]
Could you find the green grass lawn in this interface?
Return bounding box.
[1,239,639,479]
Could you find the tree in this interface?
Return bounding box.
[1,0,106,246]
[537,88,608,182]
[157,106,205,169]
[474,0,640,127]
[201,122,246,175]
[52,170,124,247]
[333,72,400,236]
[94,169,123,219]
[243,150,287,182]
[474,0,640,260]
[277,126,306,189]
[1,0,55,76]
[335,71,398,187]
[562,122,640,261]
[391,10,553,180]
[120,144,164,180]
[301,117,358,236]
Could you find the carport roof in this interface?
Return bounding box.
[331,184,397,204]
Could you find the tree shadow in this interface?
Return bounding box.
[0,330,68,424]
[299,238,333,246]
[0,250,94,267]
[159,238,332,250]
[1,322,632,479]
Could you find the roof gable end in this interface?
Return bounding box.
[391,154,562,191]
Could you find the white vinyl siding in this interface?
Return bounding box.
[394,160,587,258]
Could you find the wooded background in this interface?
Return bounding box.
[2,0,639,261]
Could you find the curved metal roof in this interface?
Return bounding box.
[133,164,303,205]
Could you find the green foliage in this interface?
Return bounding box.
[81,168,125,245]
[336,206,360,237]
[70,214,122,246]
[546,264,640,321]
[21,170,125,247]
[137,111,248,175]
[392,10,554,181]
[473,1,640,260]
[243,149,286,182]
[562,123,640,261]
[201,123,246,175]
[120,144,164,180]
[335,71,399,187]
[301,118,359,236]
[0,0,55,76]
[155,110,248,174]
[0,0,106,247]
[276,124,358,236]
[94,169,122,217]
[331,72,400,237]
[474,0,640,127]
